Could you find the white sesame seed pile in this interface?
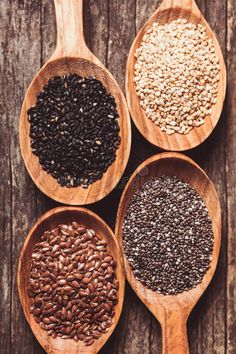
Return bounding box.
[134,18,220,135]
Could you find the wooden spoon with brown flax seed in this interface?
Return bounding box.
[116,152,221,354]
[19,0,131,205]
[18,206,125,354]
[126,0,226,151]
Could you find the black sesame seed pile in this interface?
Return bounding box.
[27,74,120,188]
[122,176,214,295]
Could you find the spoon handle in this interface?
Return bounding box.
[160,0,199,12]
[161,310,189,354]
[52,0,90,59]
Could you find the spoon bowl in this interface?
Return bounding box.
[116,152,221,353]
[19,0,131,205]
[18,206,125,354]
[126,0,226,151]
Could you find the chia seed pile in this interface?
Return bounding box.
[28,74,120,188]
[122,176,214,295]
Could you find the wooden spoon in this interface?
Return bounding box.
[116,152,221,354]
[18,206,125,354]
[126,0,226,151]
[19,0,131,205]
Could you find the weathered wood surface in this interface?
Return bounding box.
[0,0,235,353]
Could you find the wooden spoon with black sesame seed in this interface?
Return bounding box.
[18,206,125,354]
[116,152,221,354]
[126,0,226,151]
[19,0,131,205]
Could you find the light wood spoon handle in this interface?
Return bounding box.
[160,0,199,12]
[52,0,90,59]
[162,311,189,354]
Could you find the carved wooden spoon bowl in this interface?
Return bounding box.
[19,0,131,205]
[116,152,221,354]
[18,206,125,354]
[126,0,226,151]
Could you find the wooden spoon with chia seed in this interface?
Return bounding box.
[18,206,125,354]
[126,0,226,151]
[116,152,221,354]
[19,0,131,205]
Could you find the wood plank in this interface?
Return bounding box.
[189,1,227,353]
[84,0,109,66]
[0,2,12,352]
[0,1,42,353]
[0,0,42,351]
[226,0,236,353]
[136,1,161,33]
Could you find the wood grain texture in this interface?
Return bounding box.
[19,0,131,205]
[0,0,234,353]
[188,1,228,353]
[18,207,125,354]
[0,2,41,354]
[0,3,12,352]
[126,0,226,151]
[115,152,221,354]
[226,0,236,353]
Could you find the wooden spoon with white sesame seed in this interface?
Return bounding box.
[126,0,226,151]
[19,0,131,205]
[116,152,221,354]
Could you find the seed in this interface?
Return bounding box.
[41,285,50,292]
[82,278,91,284]
[67,311,73,321]
[85,338,94,346]
[104,303,112,313]
[101,262,109,269]
[78,263,85,271]
[59,255,66,265]
[32,253,42,261]
[33,308,41,316]
[40,322,45,330]
[93,279,98,288]
[78,334,85,341]
[74,273,83,280]
[100,315,109,322]
[66,274,75,281]
[49,236,59,245]
[43,318,51,324]
[34,296,43,307]
[92,331,101,339]
[52,245,59,253]
[79,290,89,297]
[71,281,80,288]
[76,226,87,235]
[58,279,67,286]
[72,305,77,313]
[86,229,95,238]
[88,283,94,292]
[97,309,105,318]
[44,302,53,310]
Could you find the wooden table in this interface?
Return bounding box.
[0,0,235,353]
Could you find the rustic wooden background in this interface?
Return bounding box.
[0,0,235,353]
